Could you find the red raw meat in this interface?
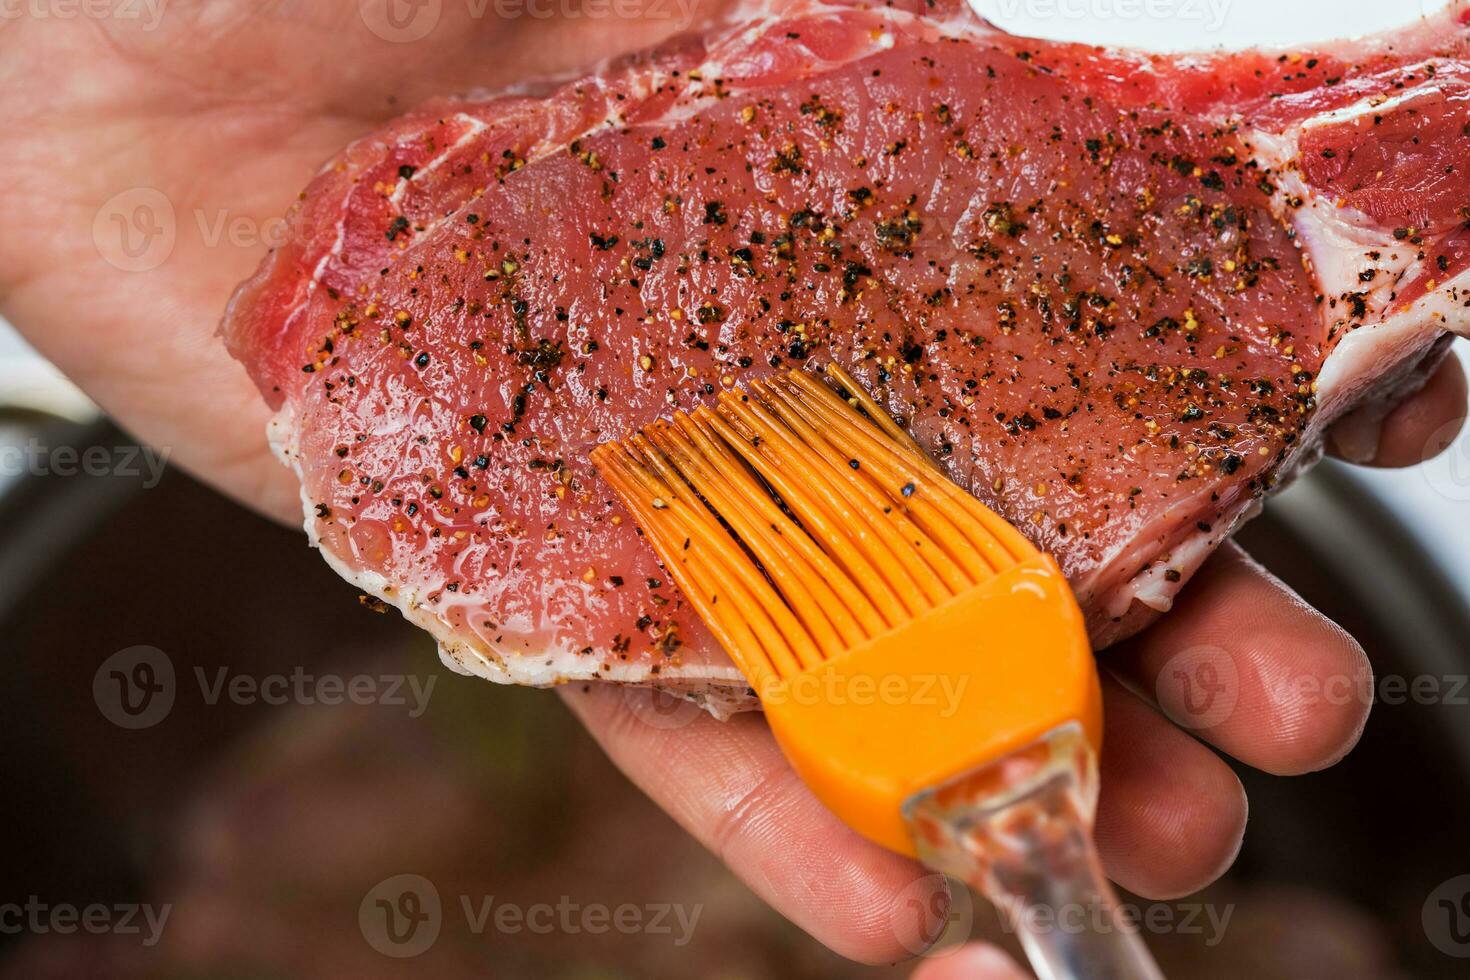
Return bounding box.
[225,0,1470,712]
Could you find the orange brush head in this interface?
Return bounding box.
[592,365,1101,856]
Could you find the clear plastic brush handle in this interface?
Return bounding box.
[905,724,1165,980]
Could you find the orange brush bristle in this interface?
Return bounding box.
[592,365,1036,688]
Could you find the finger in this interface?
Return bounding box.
[561,684,946,965]
[1366,351,1468,467]
[911,945,1031,980]
[1328,352,1468,467]
[1094,675,1248,900]
[1107,542,1371,776]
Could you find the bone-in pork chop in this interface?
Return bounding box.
[224,0,1470,712]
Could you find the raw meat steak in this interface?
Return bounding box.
[224,0,1470,712]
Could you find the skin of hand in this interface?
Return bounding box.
[1,2,1465,970]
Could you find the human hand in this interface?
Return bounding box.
[0,0,721,518]
[1,2,1466,970]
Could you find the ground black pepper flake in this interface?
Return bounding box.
[515,339,566,373]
